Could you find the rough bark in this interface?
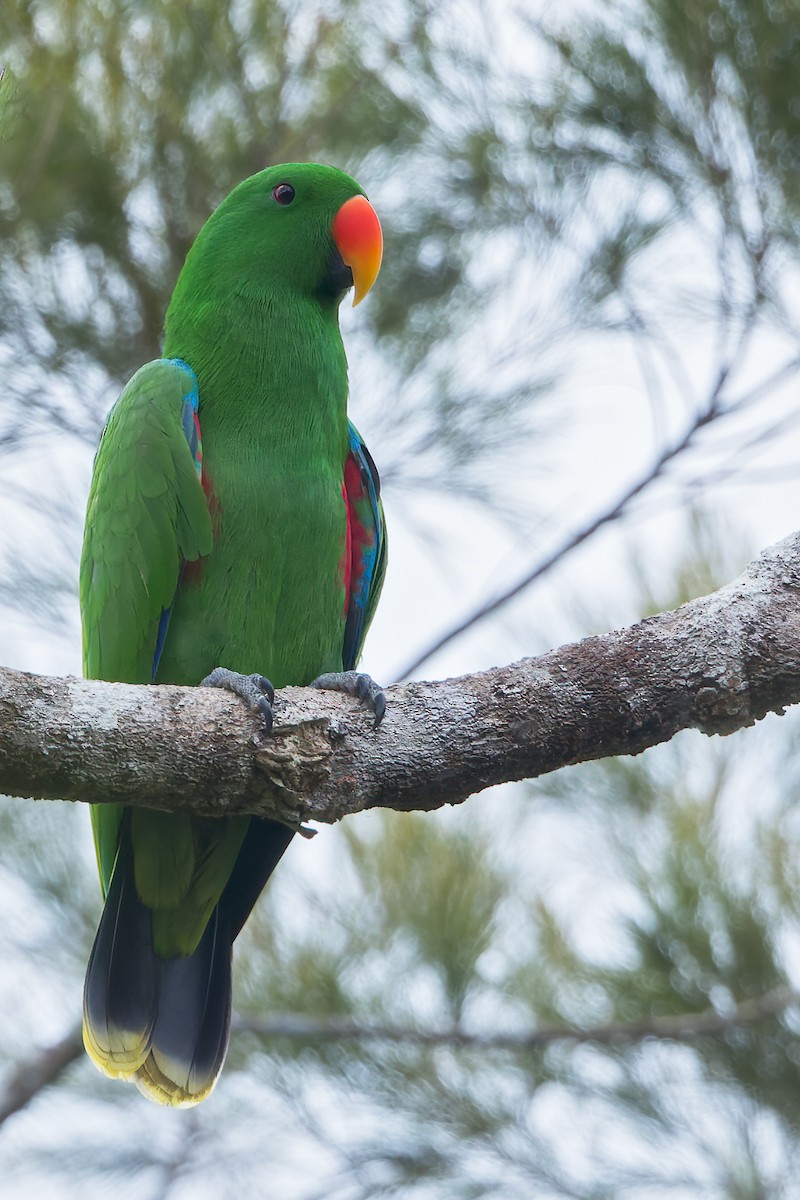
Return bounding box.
[2,532,800,827]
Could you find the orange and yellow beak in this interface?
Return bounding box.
[332,194,383,306]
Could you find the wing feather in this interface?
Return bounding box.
[342,422,387,671]
[80,358,213,896]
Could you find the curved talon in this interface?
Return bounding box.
[311,670,387,729]
[255,694,274,734]
[371,689,387,726]
[201,667,275,732]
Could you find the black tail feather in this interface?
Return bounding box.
[84,815,295,1103]
[222,817,295,939]
[83,832,157,1075]
[135,906,233,1105]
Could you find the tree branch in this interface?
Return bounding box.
[1,532,800,828]
[0,1028,83,1124]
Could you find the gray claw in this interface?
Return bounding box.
[370,689,387,726]
[202,667,275,732]
[311,670,387,729]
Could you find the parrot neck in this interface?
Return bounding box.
[163,291,349,446]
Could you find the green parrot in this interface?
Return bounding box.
[80,163,387,1106]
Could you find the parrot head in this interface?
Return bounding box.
[171,162,382,313]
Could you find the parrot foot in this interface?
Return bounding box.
[201,668,275,732]
[310,671,387,729]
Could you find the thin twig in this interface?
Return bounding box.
[396,345,800,681]
[2,987,796,1126]
[395,364,729,680]
[237,986,800,1048]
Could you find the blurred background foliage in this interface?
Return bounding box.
[2,0,800,1195]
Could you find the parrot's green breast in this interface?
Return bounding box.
[158,284,352,688]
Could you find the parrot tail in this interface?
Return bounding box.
[82,834,234,1107]
[83,816,295,1106]
[82,831,158,1080]
[133,909,233,1107]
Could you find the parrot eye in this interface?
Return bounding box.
[272,183,296,206]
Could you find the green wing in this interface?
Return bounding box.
[80,358,213,900]
[81,358,212,684]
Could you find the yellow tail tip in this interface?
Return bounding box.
[82,1019,149,1079]
[83,1021,218,1106]
[134,1052,219,1108]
